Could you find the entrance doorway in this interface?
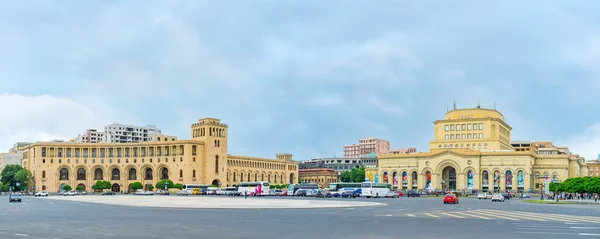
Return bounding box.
[441,166,457,191]
[111,183,120,193]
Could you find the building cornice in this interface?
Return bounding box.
[24,139,205,149]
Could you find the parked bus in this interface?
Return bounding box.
[237,182,270,196]
[328,182,362,194]
[361,182,392,198]
[182,184,211,195]
[287,183,319,196]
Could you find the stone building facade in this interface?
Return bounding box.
[22,118,298,193]
[368,107,587,193]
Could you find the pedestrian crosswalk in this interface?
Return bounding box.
[384,209,600,223]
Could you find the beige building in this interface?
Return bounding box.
[22,118,299,193]
[298,168,339,189]
[343,136,390,158]
[588,159,600,177]
[368,106,587,193]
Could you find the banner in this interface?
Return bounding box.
[392,172,398,186]
[517,171,524,187]
[467,171,473,189]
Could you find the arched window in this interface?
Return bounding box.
[193,170,196,178]
[94,168,103,180]
[247,173,250,182]
[233,172,237,182]
[240,172,245,182]
[42,185,46,190]
[179,169,183,178]
[145,168,153,180]
[42,170,46,179]
[255,173,258,181]
[484,143,488,149]
[280,174,283,183]
[261,174,264,181]
[215,155,219,173]
[128,168,137,180]
[60,168,69,180]
[77,168,86,180]
[112,168,120,180]
[161,168,168,179]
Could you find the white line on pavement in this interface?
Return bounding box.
[570,227,600,230]
[14,234,28,237]
[579,233,600,236]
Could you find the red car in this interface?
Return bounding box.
[443,194,459,204]
[279,191,288,196]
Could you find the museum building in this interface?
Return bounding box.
[368,106,586,193]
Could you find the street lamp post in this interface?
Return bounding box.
[441,180,445,192]
[552,178,561,202]
[165,182,169,195]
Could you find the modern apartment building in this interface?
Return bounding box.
[74,124,162,143]
[343,136,390,158]
[299,157,362,173]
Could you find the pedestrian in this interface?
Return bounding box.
[244,190,247,199]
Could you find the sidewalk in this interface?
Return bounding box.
[543,199,600,204]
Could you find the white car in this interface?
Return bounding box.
[177,189,192,196]
[34,191,49,197]
[477,193,491,199]
[63,191,76,196]
[491,193,505,202]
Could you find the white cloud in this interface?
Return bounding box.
[564,123,600,161]
[0,94,126,151]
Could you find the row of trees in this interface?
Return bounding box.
[549,176,600,194]
[0,165,32,192]
[340,167,365,183]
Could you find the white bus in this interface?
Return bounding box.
[287,183,319,196]
[328,182,362,195]
[182,184,211,194]
[361,182,392,198]
[237,182,270,196]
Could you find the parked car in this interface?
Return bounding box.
[406,190,420,197]
[477,193,491,199]
[443,194,459,204]
[385,191,399,198]
[520,193,531,199]
[491,193,505,202]
[341,190,358,198]
[34,191,49,197]
[278,191,288,196]
[64,191,77,196]
[501,193,511,200]
[177,189,192,196]
[9,193,22,202]
[294,189,308,197]
[102,191,116,195]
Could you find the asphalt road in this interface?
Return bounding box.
[1,195,600,239]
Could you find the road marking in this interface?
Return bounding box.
[424,213,439,218]
[454,211,491,220]
[472,210,519,221]
[570,227,600,230]
[516,231,577,235]
[579,233,600,236]
[14,234,28,237]
[441,212,464,218]
[384,214,393,217]
[406,214,416,217]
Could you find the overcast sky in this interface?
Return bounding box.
[0,0,599,161]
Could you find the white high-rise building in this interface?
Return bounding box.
[103,124,162,143]
[74,124,162,143]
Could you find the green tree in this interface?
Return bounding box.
[1,165,32,191]
[93,180,111,191]
[63,185,72,191]
[340,171,351,182]
[155,180,174,190]
[130,182,143,190]
[173,183,183,189]
[351,167,365,182]
[76,185,84,192]
[147,184,154,191]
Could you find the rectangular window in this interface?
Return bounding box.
[473,123,478,130]
[445,125,449,131]
[445,134,449,140]
[479,123,483,130]
[100,148,105,157]
[462,134,466,139]
[117,148,122,157]
[150,147,155,156]
[58,148,63,157]
[66,148,71,157]
[468,124,472,130]
[134,148,138,157]
[109,148,114,157]
[92,148,97,157]
[473,134,477,139]
[455,124,459,131]
[461,124,466,130]
[467,134,472,139]
[142,147,147,157]
[75,148,80,157]
[450,135,454,140]
[450,125,454,131]
[158,147,162,156]
[83,149,88,158]
[479,133,483,139]
[125,148,130,157]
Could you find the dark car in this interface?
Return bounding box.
[501,193,511,200]
[102,191,116,195]
[9,193,22,202]
[341,190,358,198]
[406,190,420,197]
